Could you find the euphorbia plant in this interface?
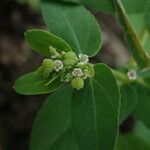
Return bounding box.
[14,0,150,150]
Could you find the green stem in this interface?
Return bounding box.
[140,26,149,45]
[115,0,150,69]
[112,69,150,89]
[137,78,150,89]
[112,69,130,83]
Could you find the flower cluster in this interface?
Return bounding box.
[36,45,94,90]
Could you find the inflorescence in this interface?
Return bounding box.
[36,45,94,90]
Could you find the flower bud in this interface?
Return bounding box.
[71,77,84,90]
[42,59,54,76]
[49,46,59,58]
[63,51,78,66]
[86,64,94,77]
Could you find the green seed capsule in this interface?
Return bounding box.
[63,51,78,66]
[71,77,84,90]
[42,59,54,77]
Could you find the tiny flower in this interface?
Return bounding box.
[49,46,59,58]
[127,70,137,80]
[79,54,89,64]
[72,68,83,77]
[54,60,64,72]
[62,73,73,83]
[63,51,78,66]
[71,77,84,90]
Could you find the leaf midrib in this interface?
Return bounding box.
[90,79,99,150]
[60,6,82,53]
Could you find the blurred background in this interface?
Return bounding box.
[0,0,130,149]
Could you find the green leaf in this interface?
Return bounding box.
[145,1,150,32]
[128,13,146,37]
[115,0,150,68]
[25,29,72,57]
[50,129,79,150]
[144,35,150,54]
[71,64,120,150]
[116,122,150,150]
[41,1,101,57]
[119,84,137,124]
[14,72,63,95]
[60,0,115,14]
[138,68,150,78]
[30,85,79,150]
[134,84,150,128]
[121,0,150,14]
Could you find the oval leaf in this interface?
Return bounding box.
[25,29,72,57]
[30,85,79,150]
[119,84,137,124]
[41,1,101,57]
[60,0,115,14]
[134,84,150,128]
[121,0,149,14]
[71,64,120,150]
[14,72,63,95]
[145,1,150,33]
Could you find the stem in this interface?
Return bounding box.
[115,0,150,69]
[137,78,150,89]
[112,69,150,89]
[112,69,130,83]
[140,26,149,45]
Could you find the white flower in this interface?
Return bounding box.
[54,60,63,72]
[79,54,89,64]
[127,70,137,80]
[72,68,83,77]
